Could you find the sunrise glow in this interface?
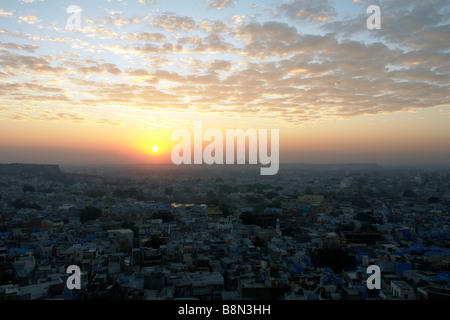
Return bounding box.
[0,0,448,166]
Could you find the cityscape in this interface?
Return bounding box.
[0,0,449,308]
[0,162,448,300]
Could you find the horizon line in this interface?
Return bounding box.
[2,162,450,168]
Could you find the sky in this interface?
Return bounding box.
[0,0,449,166]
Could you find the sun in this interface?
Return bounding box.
[152,146,159,153]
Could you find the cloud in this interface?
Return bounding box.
[177,33,234,54]
[0,107,85,123]
[137,0,158,5]
[96,119,125,126]
[0,51,66,74]
[18,15,41,25]
[277,0,336,23]
[125,32,167,42]
[322,0,450,51]
[206,0,235,10]
[149,14,197,32]
[104,8,123,15]
[76,60,122,75]
[208,60,232,72]
[0,42,38,53]
[32,112,85,122]
[0,0,448,128]
[234,21,304,58]
[103,15,142,26]
[0,28,35,39]
[0,9,14,17]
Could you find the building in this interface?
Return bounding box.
[427,286,450,300]
[297,195,324,204]
[107,229,134,249]
[13,255,36,277]
[391,280,415,300]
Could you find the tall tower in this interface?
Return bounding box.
[276,218,281,236]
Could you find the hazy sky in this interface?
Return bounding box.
[0,0,449,166]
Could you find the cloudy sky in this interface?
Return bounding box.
[0,0,449,166]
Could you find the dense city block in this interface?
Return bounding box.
[0,163,449,300]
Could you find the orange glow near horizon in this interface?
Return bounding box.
[1,106,450,166]
[0,1,449,166]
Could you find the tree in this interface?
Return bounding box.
[206,190,219,206]
[245,194,262,204]
[354,212,373,223]
[265,191,278,200]
[351,197,370,208]
[304,186,314,195]
[319,287,332,300]
[360,222,377,232]
[218,184,238,194]
[253,203,265,213]
[310,248,354,273]
[151,210,174,223]
[270,199,282,208]
[0,271,15,285]
[282,228,294,237]
[39,188,56,194]
[22,184,35,193]
[335,222,355,233]
[244,183,268,193]
[403,189,418,198]
[253,236,266,248]
[113,187,143,200]
[143,235,166,249]
[427,196,440,204]
[184,186,192,193]
[240,212,257,225]
[10,198,41,210]
[219,203,231,217]
[117,238,130,253]
[121,221,138,237]
[80,206,102,223]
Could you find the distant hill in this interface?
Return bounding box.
[0,163,61,175]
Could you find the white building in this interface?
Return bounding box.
[391,280,415,300]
